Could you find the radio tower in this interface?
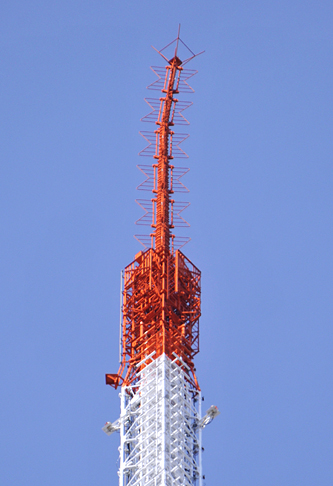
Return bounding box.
[103,28,219,486]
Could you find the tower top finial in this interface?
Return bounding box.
[151,27,204,67]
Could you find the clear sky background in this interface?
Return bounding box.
[1,1,332,485]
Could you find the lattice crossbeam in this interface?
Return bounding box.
[119,355,202,486]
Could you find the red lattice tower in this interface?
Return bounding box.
[106,30,204,391]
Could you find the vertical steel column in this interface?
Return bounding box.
[117,355,201,486]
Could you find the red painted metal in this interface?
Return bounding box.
[106,30,203,391]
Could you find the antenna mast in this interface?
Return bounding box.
[104,29,218,486]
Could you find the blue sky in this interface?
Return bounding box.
[1,1,333,485]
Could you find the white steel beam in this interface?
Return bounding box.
[118,354,202,486]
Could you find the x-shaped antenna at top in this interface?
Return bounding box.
[151,24,204,66]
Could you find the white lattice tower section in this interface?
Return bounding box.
[118,354,202,486]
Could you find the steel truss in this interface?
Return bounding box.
[119,354,202,486]
[104,31,213,486]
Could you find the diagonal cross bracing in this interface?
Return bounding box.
[119,354,201,486]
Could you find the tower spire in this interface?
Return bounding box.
[155,54,181,254]
[104,33,218,486]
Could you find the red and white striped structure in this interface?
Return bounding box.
[103,30,219,486]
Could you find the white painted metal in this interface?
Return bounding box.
[198,397,202,486]
[118,354,202,486]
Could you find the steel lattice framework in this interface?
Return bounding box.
[118,354,202,486]
[104,29,218,486]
